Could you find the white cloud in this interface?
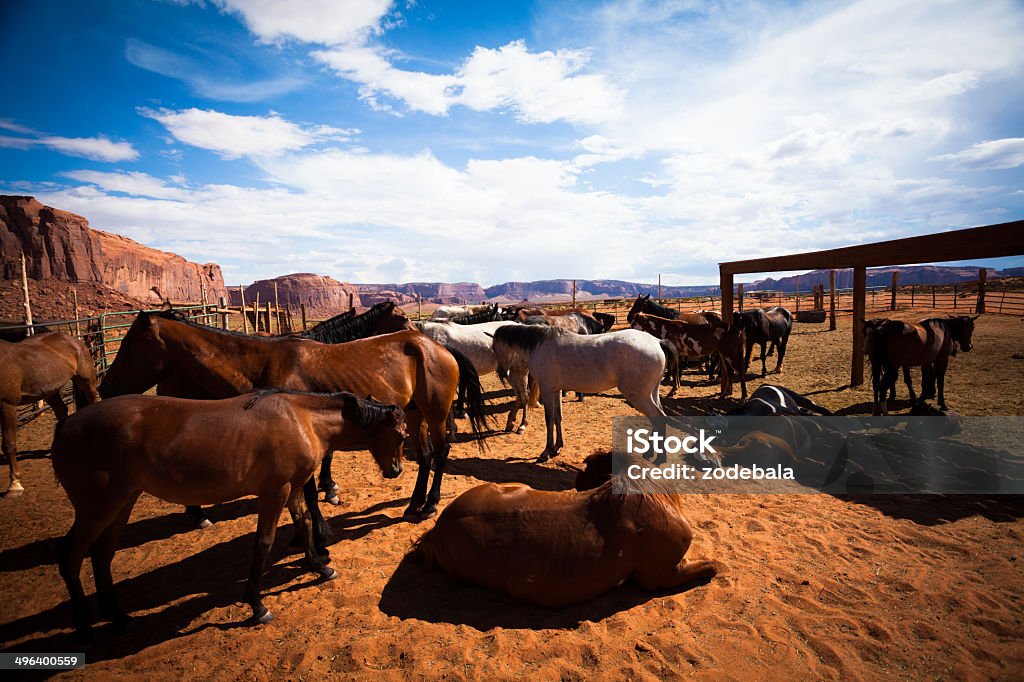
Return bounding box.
[61,170,190,200]
[314,39,624,124]
[0,124,138,162]
[931,138,1024,171]
[214,0,392,45]
[140,108,357,158]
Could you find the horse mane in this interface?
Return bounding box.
[450,305,498,325]
[492,323,558,353]
[303,301,399,344]
[242,387,402,427]
[588,456,686,512]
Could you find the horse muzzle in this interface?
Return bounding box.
[960,342,973,353]
[384,462,403,479]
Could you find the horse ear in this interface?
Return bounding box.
[483,332,494,338]
[970,315,980,321]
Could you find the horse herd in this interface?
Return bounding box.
[0,294,980,640]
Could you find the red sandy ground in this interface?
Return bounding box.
[0,309,1022,680]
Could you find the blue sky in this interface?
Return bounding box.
[1,0,1022,287]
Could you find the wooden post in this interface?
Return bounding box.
[910,285,915,307]
[572,279,577,307]
[72,287,81,337]
[300,303,308,331]
[976,268,986,314]
[890,272,898,311]
[219,296,228,329]
[273,282,280,334]
[999,288,1006,314]
[253,292,260,332]
[417,293,422,320]
[953,284,958,310]
[199,269,208,306]
[829,270,836,331]
[658,274,662,302]
[851,266,866,386]
[19,251,34,335]
[737,283,744,312]
[932,286,936,309]
[349,292,355,313]
[719,270,734,396]
[239,286,250,334]
[265,302,272,335]
[794,275,800,313]
[98,314,107,370]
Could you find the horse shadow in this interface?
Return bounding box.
[0,528,326,672]
[378,553,708,631]
[661,394,740,416]
[0,498,259,574]
[445,456,576,491]
[323,498,406,543]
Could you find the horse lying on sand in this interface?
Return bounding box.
[414,463,719,607]
[0,332,99,496]
[492,326,669,461]
[53,389,407,640]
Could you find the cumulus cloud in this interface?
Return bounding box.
[213,0,392,46]
[140,108,357,158]
[931,138,1024,171]
[0,122,138,162]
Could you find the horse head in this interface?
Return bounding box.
[98,311,170,398]
[352,396,407,479]
[949,314,979,353]
[626,294,649,323]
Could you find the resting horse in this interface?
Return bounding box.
[99,310,485,525]
[53,389,407,639]
[733,307,793,377]
[414,463,718,606]
[0,332,99,496]
[492,325,667,461]
[868,315,978,415]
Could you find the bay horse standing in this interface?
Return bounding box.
[414,465,718,606]
[492,325,667,461]
[100,311,485,523]
[0,332,99,496]
[868,315,978,415]
[53,389,407,639]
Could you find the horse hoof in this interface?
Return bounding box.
[319,567,338,581]
[325,494,341,506]
[5,481,24,497]
[516,426,527,435]
[196,518,213,530]
[318,481,339,495]
[537,453,551,463]
[253,607,273,625]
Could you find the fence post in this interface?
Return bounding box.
[349,292,355,313]
[98,313,108,371]
[910,285,915,307]
[572,280,577,307]
[829,270,836,331]
[239,286,250,334]
[219,296,228,329]
[932,286,936,310]
[794,275,800,313]
[265,302,272,335]
[737,283,744,312]
[20,250,34,335]
[73,287,81,337]
[851,266,866,386]
[998,288,1006,314]
[976,268,986,314]
[890,272,898,311]
[301,303,307,331]
[273,282,281,334]
[953,284,957,310]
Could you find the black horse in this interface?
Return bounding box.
[732,307,792,377]
[451,304,502,325]
[626,293,679,323]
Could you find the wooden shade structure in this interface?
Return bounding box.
[719,219,1024,387]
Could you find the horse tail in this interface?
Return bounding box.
[785,388,833,416]
[411,527,437,567]
[444,344,490,449]
[659,339,679,382]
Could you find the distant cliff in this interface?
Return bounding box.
[232,273,361,318]
[356,282,487,304]
[745,266,1001,292]
[0,195,227,304]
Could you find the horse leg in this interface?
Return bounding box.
[507,364,530,434]
[904,364,917,403]
[933,357,950,410]
[58,497,129,641]
[317,452,340,502]
[744,341,755,378]
[45,393,69,422]
[403,412,431,519]
[286,485,336,580]
[1,403,22,497]
[185,505,213,529]
[453,381,467,419]
[245,488,288,624]
[91,492,140,631]
[773,336,788,373]
[760,341,768,377]
[419,429,452,519]
[634,558,720,592]
[538,390,560,462]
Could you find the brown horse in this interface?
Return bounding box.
[53,389,407,639]
[630,312,747,399]
[868,315,978,414]
[414,465,718,606]
[0,332,99,496]
[99,310,485,521]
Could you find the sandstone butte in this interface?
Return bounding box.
[235,273,361,319]
[0,195,228,305]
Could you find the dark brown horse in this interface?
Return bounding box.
[414,465,719,606]
[0,332,99,496]
[53,389,406,639]
[868,315,978,414]
[99,310,485,522]
[732,307,793,377]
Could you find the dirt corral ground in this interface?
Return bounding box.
[1,309,1022,680]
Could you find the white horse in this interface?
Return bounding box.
[492,326,667,461]
[431,304,491,321]
[417,320,535,433]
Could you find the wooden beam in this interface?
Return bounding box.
[720,269,734,322]
[720,220,1024,275]
[828,270,836,331]
[851,266,866,386]
[976,268,986,314]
